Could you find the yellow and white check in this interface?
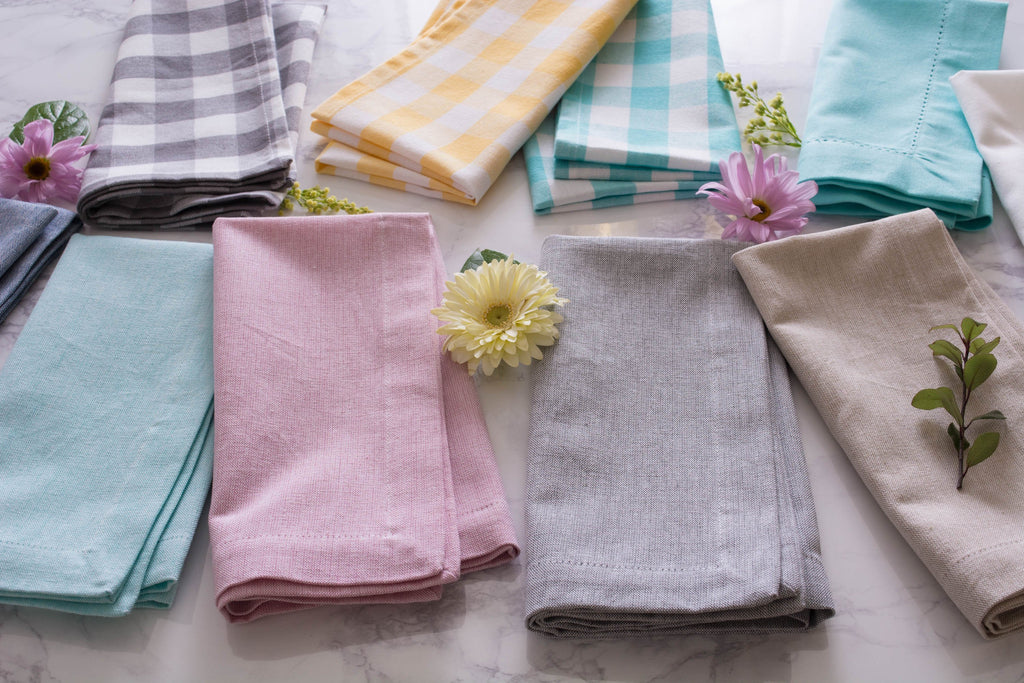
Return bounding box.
[311,0,638,205]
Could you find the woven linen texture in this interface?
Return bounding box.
[798,0,1006,230]
[210,212,518,623]
[0,235,214,615]
[733,209,1024,639]
[526,236,834,638]
[0,198,80,323]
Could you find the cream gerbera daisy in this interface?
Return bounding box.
[432,258,567,376]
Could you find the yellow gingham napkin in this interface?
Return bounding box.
[311,0,637,205]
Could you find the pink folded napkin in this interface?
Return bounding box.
[210,212,519,623]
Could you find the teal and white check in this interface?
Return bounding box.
[525,114,702,214]
[551,0,740,180]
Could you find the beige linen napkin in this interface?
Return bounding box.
[732,209,1024,639]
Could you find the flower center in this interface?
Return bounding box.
[484,303,513,328]
[23,156,51,181]
[751,198,772,222]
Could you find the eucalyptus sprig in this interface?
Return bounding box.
[911,317,1006,489]
[279,182,371,215]
[717,72,801,148]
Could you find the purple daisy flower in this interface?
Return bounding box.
[0,119,97,205]
[698,144,817,243]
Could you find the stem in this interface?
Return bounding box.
[956,335,972,490]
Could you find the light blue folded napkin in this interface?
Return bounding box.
[799,0,1007,230]
[525,114,702,214]
[0,198,80,324]
[0,234,213,616]
[552,0,739,180]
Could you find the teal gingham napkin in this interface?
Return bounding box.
[0,234,214,616]
[525,114,702,214]
[552,0,739,181]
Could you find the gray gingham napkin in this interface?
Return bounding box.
[525,236,834,639]
[77,0,325,230]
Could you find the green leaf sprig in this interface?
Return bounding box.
[8,100,91,144]
[911,317,1006,489]
[717,72,801,148]
[460,248,519,273]
[279,182,371,215]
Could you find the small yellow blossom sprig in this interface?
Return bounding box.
[717,72,801,148]
[433,251,567,376]
[279,182,372,215]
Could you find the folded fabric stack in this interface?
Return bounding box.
[77,0,325,230]
[733,210,1024,639]
[210,213,519,623]
[311,0,638,206]
[526,235,834,638]
[0,198,80,324]
[951,71,1024,244]
[799,0,1007,230]
[524,0,741,213]
[0,235,214,615]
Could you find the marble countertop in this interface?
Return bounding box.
[3,0,1024,681]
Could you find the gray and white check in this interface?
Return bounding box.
[78,0,324,230]
[526,236,835,638]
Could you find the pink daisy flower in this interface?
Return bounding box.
[697,144,817,243]
[0,118,97,205]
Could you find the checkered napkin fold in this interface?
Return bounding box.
[312,0,638,206]
[526,236,834,638]
[77,0,325,230]
[210,213,519,623]
[0,235,213,615]
[524,0,740,213]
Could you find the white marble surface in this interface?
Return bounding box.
[2,0,1024,681]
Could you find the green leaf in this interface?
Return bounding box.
[9,100,90,144]
[963,352,997,390]
[974,337,1000,356]
[966,432,1000,468]
[973,410,1007,421]
[947,423,962,450]
[961,317,986,342]
[912,387,963,425]
[929,339,962,365]
[954,364,963,381]
[459,248,519,272]
[929,323,960,333]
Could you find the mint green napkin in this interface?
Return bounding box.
[0,234,213,616]
[799,0,1006,230]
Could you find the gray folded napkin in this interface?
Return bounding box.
[0,198,80,324]
[526,236,835,639]
[732,209,1024,639]
[77,0,325,230]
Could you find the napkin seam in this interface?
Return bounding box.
[909,0,950,151]
[528,559,722,573]
[948,537,1024,569]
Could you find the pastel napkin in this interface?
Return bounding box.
[311,0,638,205]
[0,198,80,324]
[524,114,701,214]
[210,213,519,623]
[798,0,1006,230]
[78,0,325,230]
[0,235,213,616]
[552,0,739,181]
[526,236,834,638]
[951,70,1024,244]
[733,209,1024,639]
